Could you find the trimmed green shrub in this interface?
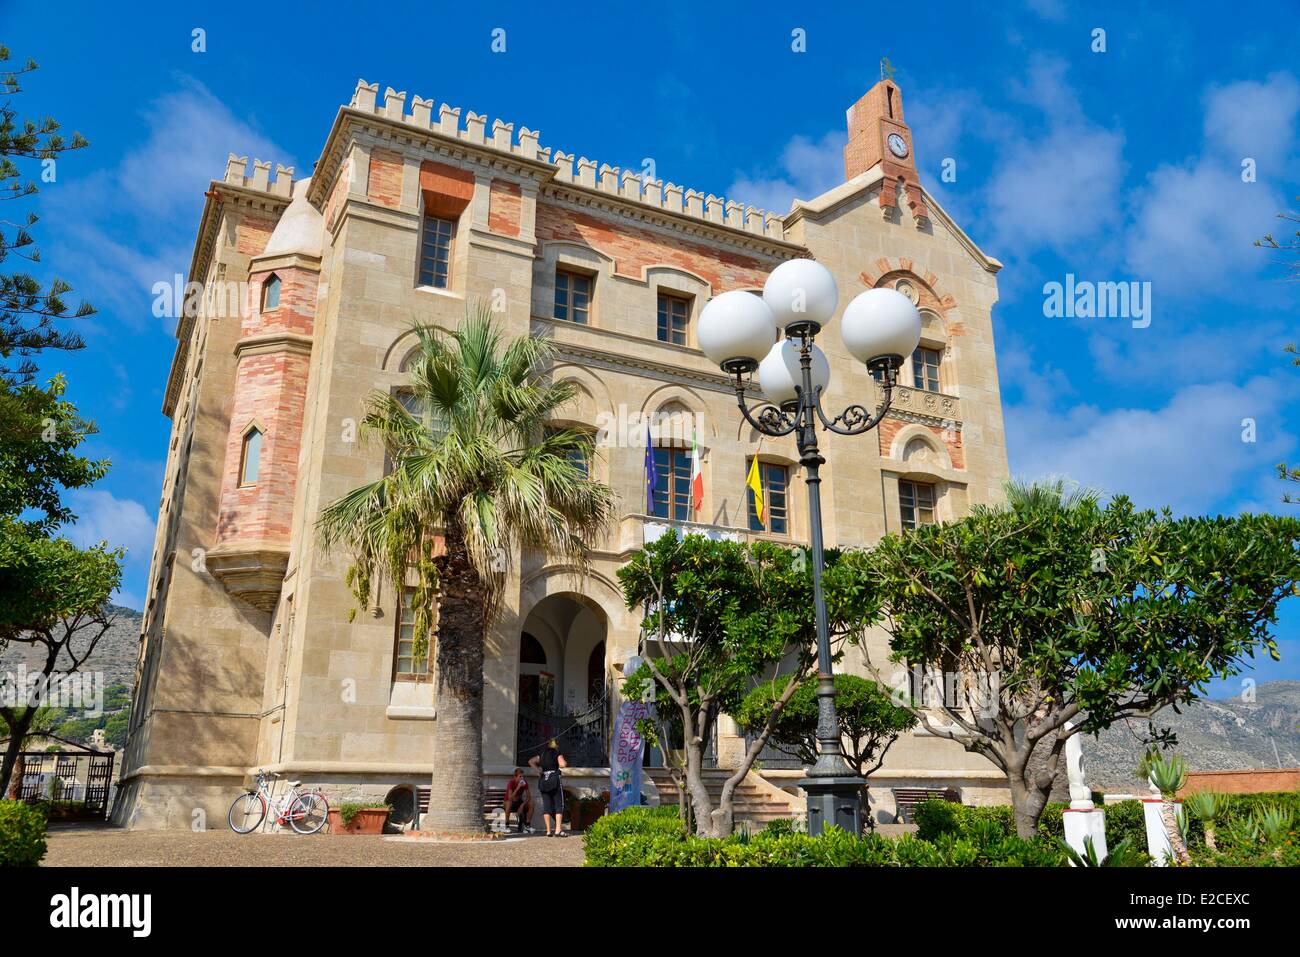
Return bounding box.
[584,805,1071,867]
[0,800,48,867]
[915,798,1148,851]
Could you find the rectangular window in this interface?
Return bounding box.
[656,293,690,346]
[546,427,590,479]
[912,346,942,393]
[554,270,592,324]
[396,586,434,679]
[746,460,789,535]
[418,215,455,289]
[899,480,936,531]
[650,447,692,520]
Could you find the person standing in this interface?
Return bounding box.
[529,739,568,837]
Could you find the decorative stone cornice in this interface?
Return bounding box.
[205,544,289,613]
[233,332,314,360]
[547,334,752,397]
[889,386,961,424]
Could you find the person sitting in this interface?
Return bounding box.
[503,768,534,833]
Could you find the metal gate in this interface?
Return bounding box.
[12,749,114,820]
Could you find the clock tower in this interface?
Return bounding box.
[844,78,930,226]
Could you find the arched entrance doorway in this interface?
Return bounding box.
[515,594,609,767]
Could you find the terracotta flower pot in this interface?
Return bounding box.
[327,807,390,835]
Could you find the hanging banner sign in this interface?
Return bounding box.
[610,696,654,813]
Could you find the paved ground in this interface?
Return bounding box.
[43,823,587,867]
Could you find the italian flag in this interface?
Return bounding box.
[691,429,704,513]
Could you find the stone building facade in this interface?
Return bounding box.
[112,77,1012,829]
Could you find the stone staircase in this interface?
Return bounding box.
[646,768,798,831]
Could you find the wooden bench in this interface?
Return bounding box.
[409,785,510,830]
[892,786,961,823]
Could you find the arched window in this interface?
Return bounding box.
[262,274,281,311]
[239,427,263,487]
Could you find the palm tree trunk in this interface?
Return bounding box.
[1160,799,1190,864]
[423,531,487,833]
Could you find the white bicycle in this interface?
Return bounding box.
[228,770,329,835]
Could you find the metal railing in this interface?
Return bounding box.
[12,749,114,819]
[515,693,609,767]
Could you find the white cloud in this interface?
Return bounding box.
[42,77,294,332]
[1006,376,1293,515]
[1125,160,1286,297]
[1126,71,1299,297]
[984,59,1126,255]
[1024,0,1067,20]
[1085,317,1290,388]
[64,489,156,559]
[728,131,845,214]
[1203,72,1300,170]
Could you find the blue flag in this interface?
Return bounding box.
[644,425,657,513]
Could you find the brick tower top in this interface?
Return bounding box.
[844,79,917,181]
[843,79,929,224]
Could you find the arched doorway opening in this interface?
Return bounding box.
[516,593,609,767]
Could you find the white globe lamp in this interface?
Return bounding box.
[697,290,777,372]
[762,259,838,333]
[757,339,831,409]
[839,287,922,372]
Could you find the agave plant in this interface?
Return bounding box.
[1225,814,1261,847]
[1183,791,1227,851]
[1253,806,1294,842]
[1060,835,1145,867]
[1146,752,1190,864]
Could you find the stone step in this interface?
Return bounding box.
[646,769,796,826]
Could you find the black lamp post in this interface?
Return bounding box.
[697,260,922,835]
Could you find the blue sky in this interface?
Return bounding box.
[5,1,1299,692]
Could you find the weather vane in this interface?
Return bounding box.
[880,56,896,82]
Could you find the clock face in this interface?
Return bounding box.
[887,132,909,158]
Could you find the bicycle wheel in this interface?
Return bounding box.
[228,792,267,834]
[287,792,329,835]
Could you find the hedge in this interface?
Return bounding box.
[915,798,1147,850]
[0,800,48,867]
[583,806,1070,867]
[915,791,1300,865]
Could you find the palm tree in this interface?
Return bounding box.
[318,308,617,833]
[996,476,1100,516]
[1147,751,1191,864]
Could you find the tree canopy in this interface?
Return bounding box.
[618,533,876,835]
[851,484,1300,837]
[0,47,93,384]
[734,672,915,776]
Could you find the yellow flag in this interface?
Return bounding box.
[746,455,764,523]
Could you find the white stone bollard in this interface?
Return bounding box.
[1062,723,1107,863]
[1142,798,1175,865]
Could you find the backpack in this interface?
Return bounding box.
[539,768,561,794]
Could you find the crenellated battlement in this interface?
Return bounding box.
[223,154,295,198]
[347,79,788,240]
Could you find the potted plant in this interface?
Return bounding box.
[568,793,608,831]
[327,802,391,835]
